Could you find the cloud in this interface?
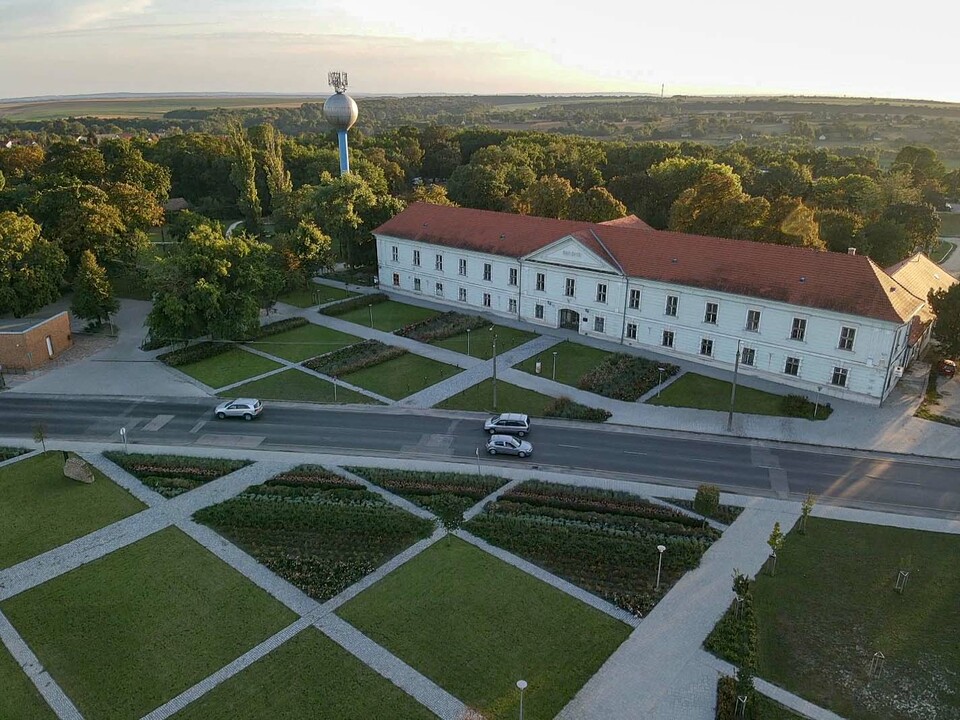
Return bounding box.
[0,0,153,34]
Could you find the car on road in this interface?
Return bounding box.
[939,359,957,378]
[483,412,531,436]
[486,434,533,457]
[215,398,264,420]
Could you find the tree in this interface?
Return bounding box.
[521,175,574,219]
[748,159,812,201]
[817,209,864,254]
[273,220,334,291]
[420,126,461,179]
[861,218,911,267]
[43,141,106,184]
[694,484,720,519]
[0,144,45,182]
[0,211,67,317]
[249,124,292,215]
[643,157,721,228]
[409,183,457,207]
[446,163,510,211]
[31,184,126,266]
[101,139,171,202]
[928,284,960,358]
[568,186,627,223]
[767,522,785,555]
[669,166,768,240]
[71,249,119,325]
[800,493,817,534]
[105,181,165,232]
[882,202,940,255]
[754,197,824,249]
[892,146,946,188]
[228,123,263,234]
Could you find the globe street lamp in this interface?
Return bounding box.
[491,327,499,411]
[517,679,528,720]
[367,303,373,328]
[466,328,471,357]
[657,366,666,397]
[656,544,666,590]
[552,351,558,381]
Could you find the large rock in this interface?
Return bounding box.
[63,456,95,484]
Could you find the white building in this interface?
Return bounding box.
[374,203,952,405]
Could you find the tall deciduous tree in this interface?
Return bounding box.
[0,144,45,182]
[521,175,574,219]
[273,220,334,291]
[0,211,67,317]
[446,163,509,211]
[249,124,292,216]
[31,184,126,266]
[928,285,960,358]
[754,197,824,249]
[567,186,627,223]
[669,166,768,240]
[409,183,457,207]
[71,249,119,325]
[228,123,263,234]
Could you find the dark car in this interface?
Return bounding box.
[939,359,957,377]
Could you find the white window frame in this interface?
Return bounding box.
[791,317,807,342]
[483,263,492,281]
[565,278,576,297]
[839,326,856,351]
[594,316,605,333]
[626,322,638,340]
[391,245,398,262]
[741,347,756,366]
[435,254,443,272]
[746,309,761,332]
[459,258,467,276]
[483,292,491,308]
[413,277,421,292]
[629,289,641,310]
[458,287,467,302]
[665,295,678,316]
[596,283,607,304]
[535,304,544,319]
[831,366,848,387]
[413,250,421,266]
[704,302,718,324]
[784,356,801,376]
[662,330,674,348]
[536,272,545,291]
[509,268,518,286]
[508,298,517,313]
[700,338,713,357]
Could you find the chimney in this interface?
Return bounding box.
[847,247,857,255]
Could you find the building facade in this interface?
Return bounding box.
[374,204,939,405]
[0,311,73,372]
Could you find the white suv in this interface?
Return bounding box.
[215,398,263,421]
[483,412,531,436]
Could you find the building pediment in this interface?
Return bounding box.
[524,236,619,273]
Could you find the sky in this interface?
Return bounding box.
[0,0,956,102]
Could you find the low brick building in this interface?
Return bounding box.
[0,311,73,371]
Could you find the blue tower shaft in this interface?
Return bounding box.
[338,129,350,175]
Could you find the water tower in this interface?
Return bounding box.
[323,71,358,175]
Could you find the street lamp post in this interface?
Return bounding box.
[656,544,666,590]
[657,366,666,397]
[491,328,499,411]
[814,385,823,419]
[466,328,471,357]
[475,447,481,477]
[517,679,528,720]
[367,303,373,328]
[552,351,558,381]
[726,340,743,432]
[119,427,127,453]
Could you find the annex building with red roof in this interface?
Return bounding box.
[374,203,950,405]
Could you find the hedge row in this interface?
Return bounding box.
[578,354,680,401]
[319,292,389,317]
[256,316,308,337]
[395,312,487,343]
[781,393,833,420]
[303,340,406,377]
[543,396,611,423]
[157,317,309,367]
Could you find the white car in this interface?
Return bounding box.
[486,434,533,458]
[214,398,263,421]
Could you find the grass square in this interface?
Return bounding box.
[0,527,297,720]
[513,341,615,387]
[341,352,462,400]
[338,535,631,719]
[334,300,439,333]
[279,284,359,308]
[938,211,960,236]
[175,347,282,389]
[431,324,539,360]
[0,453,145,569]
[436,379,558,414]
[171,626,434,720]
[0,644,55,720]
[244,324,361,362]
[226,368,382,405]
[647,373,831,419]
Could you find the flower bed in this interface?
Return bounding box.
[348,468,507,528]
[543,396,612,422]
[663,497,743,525]
[466,481,719,616]
[194,465,434,601]
[395,312,486,343]
[103,452,249,498]
[302,340,406,377]
[157,318,309,367]
[255,316,308,338]
[319,292,388,317]
[578,354,679,401]
[0,447,28,462]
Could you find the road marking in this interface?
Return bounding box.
[624,451,648,456]
[189,419,207,434]
[558,444,583,449]
[142,414,174,432]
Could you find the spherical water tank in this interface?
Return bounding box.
[323,92,358,131]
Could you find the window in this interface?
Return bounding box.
[535,304,544,319]
[626,323,638,340]
[791,317,806,341]
[435,282,443,297]
[509,298,517,313]
[831,366,848,387]
[662,330,674,348]
[391,245,398,262]
[509,268,518,286]
[704,302,718,324]
[435,254,443,271]
[594,316,605,333]
[535,272,545,291]
[458,287,467,302]
[483,263,492,281]
[459,258,467,276]
[700,338,713,356]
[839,326,856,351]
[745,310,761,332]
[392,273,400,287]
[784,356,801,376]
[629,289,641,310]
[413,278,421,292]
[665,295,678,316]
[596,283,607,303]
[565,278,576,297]
[740,347,756,366]
[413,250,420,266]
[483,293,491,308]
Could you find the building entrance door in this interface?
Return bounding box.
[559,309,580,330]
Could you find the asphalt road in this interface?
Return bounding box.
[2,395,958,518]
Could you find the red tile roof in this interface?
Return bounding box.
[600,214,654,230]
[374,203,921,324]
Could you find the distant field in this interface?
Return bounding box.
[0,95,327,120]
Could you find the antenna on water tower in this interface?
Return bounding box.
[323,71,358,175]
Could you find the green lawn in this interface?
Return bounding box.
[514,341,615,387]
[432,324,539,360]
[0,528,296,720]
[939,211,960,237]
[175,347,282,388]
[279,284,359,308]
[931,238,956,264]
[646,373,831,420]
[172,627,434,720]
[334,300,439,333]
[0,453,145,569]
[244,323,360,362]
[341,353,462,400]
[436,379,558,415]
[225,368,381,405]
[752,518,960,720]
[338,536,631,720]
[0,645,55,720]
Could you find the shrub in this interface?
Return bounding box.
[543,396,612,423]
[395,311,486,342]
[578,354,679,401]
[253,316,308,338]
[320,292,388,317]
[103,452,249,497]
[780,393,832,419]
[694,484,721,518]
[158,341,232,367]
[303,339,406,377]
[140,335,168,351]
[321,267,377,286]
[0,447,28,462]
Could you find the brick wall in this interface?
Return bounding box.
[0,311,73,371]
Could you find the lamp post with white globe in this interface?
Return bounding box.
[656,544,666,590]
[517,679,528,720]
